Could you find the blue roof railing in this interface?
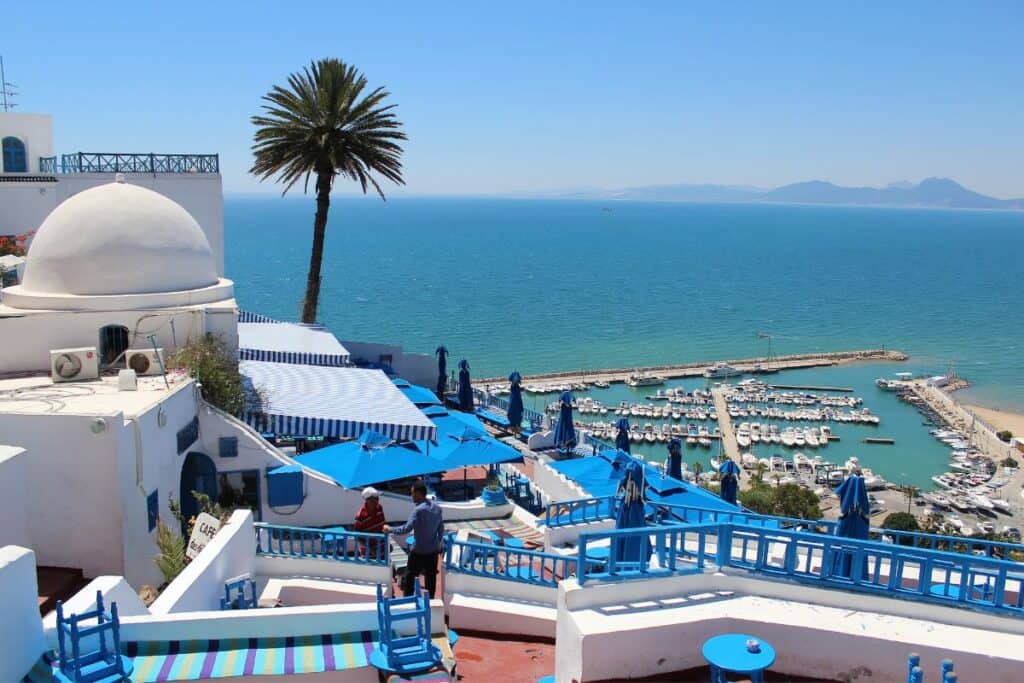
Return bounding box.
[59,152,219,174]
[254,522,389,566]
[39,155,58,173]
[443,533,577,588]
[547,495,1024,562]
[572,522,1024,616]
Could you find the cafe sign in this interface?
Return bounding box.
[186,513,222,560]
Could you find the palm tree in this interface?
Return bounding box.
[251,58,406,323]
[754,461,768,484]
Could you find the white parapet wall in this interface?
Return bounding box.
[42,575,150,651]
[0,446,31,550]
[254,555,392,593]
[0,546,47,682]
[554,570,1024,683]
[444,571,559,639]
[150,509,256,615]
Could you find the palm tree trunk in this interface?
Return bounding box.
[301,169,332,323]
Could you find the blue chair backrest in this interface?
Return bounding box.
[55,590,129,682]
[220,574,258,610]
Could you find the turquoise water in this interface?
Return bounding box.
[548,362,953,490]
[226,197,1024,413]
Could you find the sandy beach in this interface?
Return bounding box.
[963,404,1024,439]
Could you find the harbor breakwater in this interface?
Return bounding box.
[478,349,908,385]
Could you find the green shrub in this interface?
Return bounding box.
[154,521,186,586]
[997,430,1013,442]
[169,334,250,414]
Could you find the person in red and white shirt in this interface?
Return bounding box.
[354,487,386,559]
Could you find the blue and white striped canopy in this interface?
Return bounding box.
[238,310,279,323]
[241,361,436,441]
[238,321,350,367]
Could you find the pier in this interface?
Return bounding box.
[711,386,740,463]
[766,384,854,393]
[478,348,907,386]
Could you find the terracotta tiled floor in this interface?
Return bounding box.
[451,632,555,683]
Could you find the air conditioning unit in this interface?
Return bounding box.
[50,347,100,383]
[125,348,165,376]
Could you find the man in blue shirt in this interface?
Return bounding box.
[383,482,444,598]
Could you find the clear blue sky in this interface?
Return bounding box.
[6,1,1023,197]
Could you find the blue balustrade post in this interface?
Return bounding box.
[716,524,733,567]
[907,653,920,683]
[577,536,589,586]
[909,666,923,683]
[943,673,957,683]
[940,659,954,680]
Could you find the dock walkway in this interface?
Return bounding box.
[478,349,907,386]
[711,387,740,465]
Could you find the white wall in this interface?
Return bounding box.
[0,181,58,236]
[0,413,124,579]
[0,305,237,375]
[0,112,54,173]
[255,555,392,588]
[121,381,201,588]
[56,173,224,275]
[150,509,256,614]
[0,546,47,681]
[0,446,31,549]
[341,340,435,387]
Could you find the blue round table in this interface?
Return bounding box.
[929,580,993,600]
[702,634,776,683]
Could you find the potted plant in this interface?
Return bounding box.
[481,476,507,506]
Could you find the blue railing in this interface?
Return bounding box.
[39,156,58,173]
[721,523,1024,615]
[651,501,1023,560]
[59,152,219,174]
[573,522,1024,615]
[444,534,576,587]
[577,523,716,585]
[543,495,618,527]
[254,522,389,565]
[552,496,1023,561]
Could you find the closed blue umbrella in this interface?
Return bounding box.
[614,418,631,453]
[666,437,683,480]
[718,458,741,505]
[613,460,650,565]
[457,359,473,412]
[507,371,524,433]
[833,474,870,577]
[435,346,449,398]
[552,391,577,452]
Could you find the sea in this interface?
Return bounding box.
[225,197,1024,489]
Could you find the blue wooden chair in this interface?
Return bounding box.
[220,574,258,610]
[53,591,133,683]
[369,579,442,674]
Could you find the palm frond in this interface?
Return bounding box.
[250,58,406,197]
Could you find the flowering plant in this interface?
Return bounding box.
[0,231,33,257]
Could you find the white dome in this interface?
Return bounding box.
[20,181,219,296]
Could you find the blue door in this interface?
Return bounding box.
[2,137,26,173]
[179,451,217,530]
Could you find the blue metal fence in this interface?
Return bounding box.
[254,522,389,566]
[571,522,1024,615]
[39,156,58,173]
[59,152,219,174]
[547,496,1024,561]
[543,495,618,527]
[443,533,576,587]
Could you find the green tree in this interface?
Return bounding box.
[1001,456,1019,468]
[882,512,920,545]
[251,58,406,323]
[753,461,768,483]
[772,483,823,520]
[996,430,1013,442]
[899,485,920,513]
[154,520,186,586]
[169,334,249,414]
[738,483,775,515]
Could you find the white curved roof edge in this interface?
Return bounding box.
[1,277,235,311]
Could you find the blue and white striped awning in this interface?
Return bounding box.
[238,322,350,367]
[240,361,436,442]
[238,310,279,323]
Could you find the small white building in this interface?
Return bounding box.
[0,111,225,274]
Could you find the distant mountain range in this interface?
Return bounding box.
[565,178,1023,210]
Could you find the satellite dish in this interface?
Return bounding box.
[54,353,82,379]
[129,353,151,374]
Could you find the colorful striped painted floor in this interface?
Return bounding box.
[26,632,454,682]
